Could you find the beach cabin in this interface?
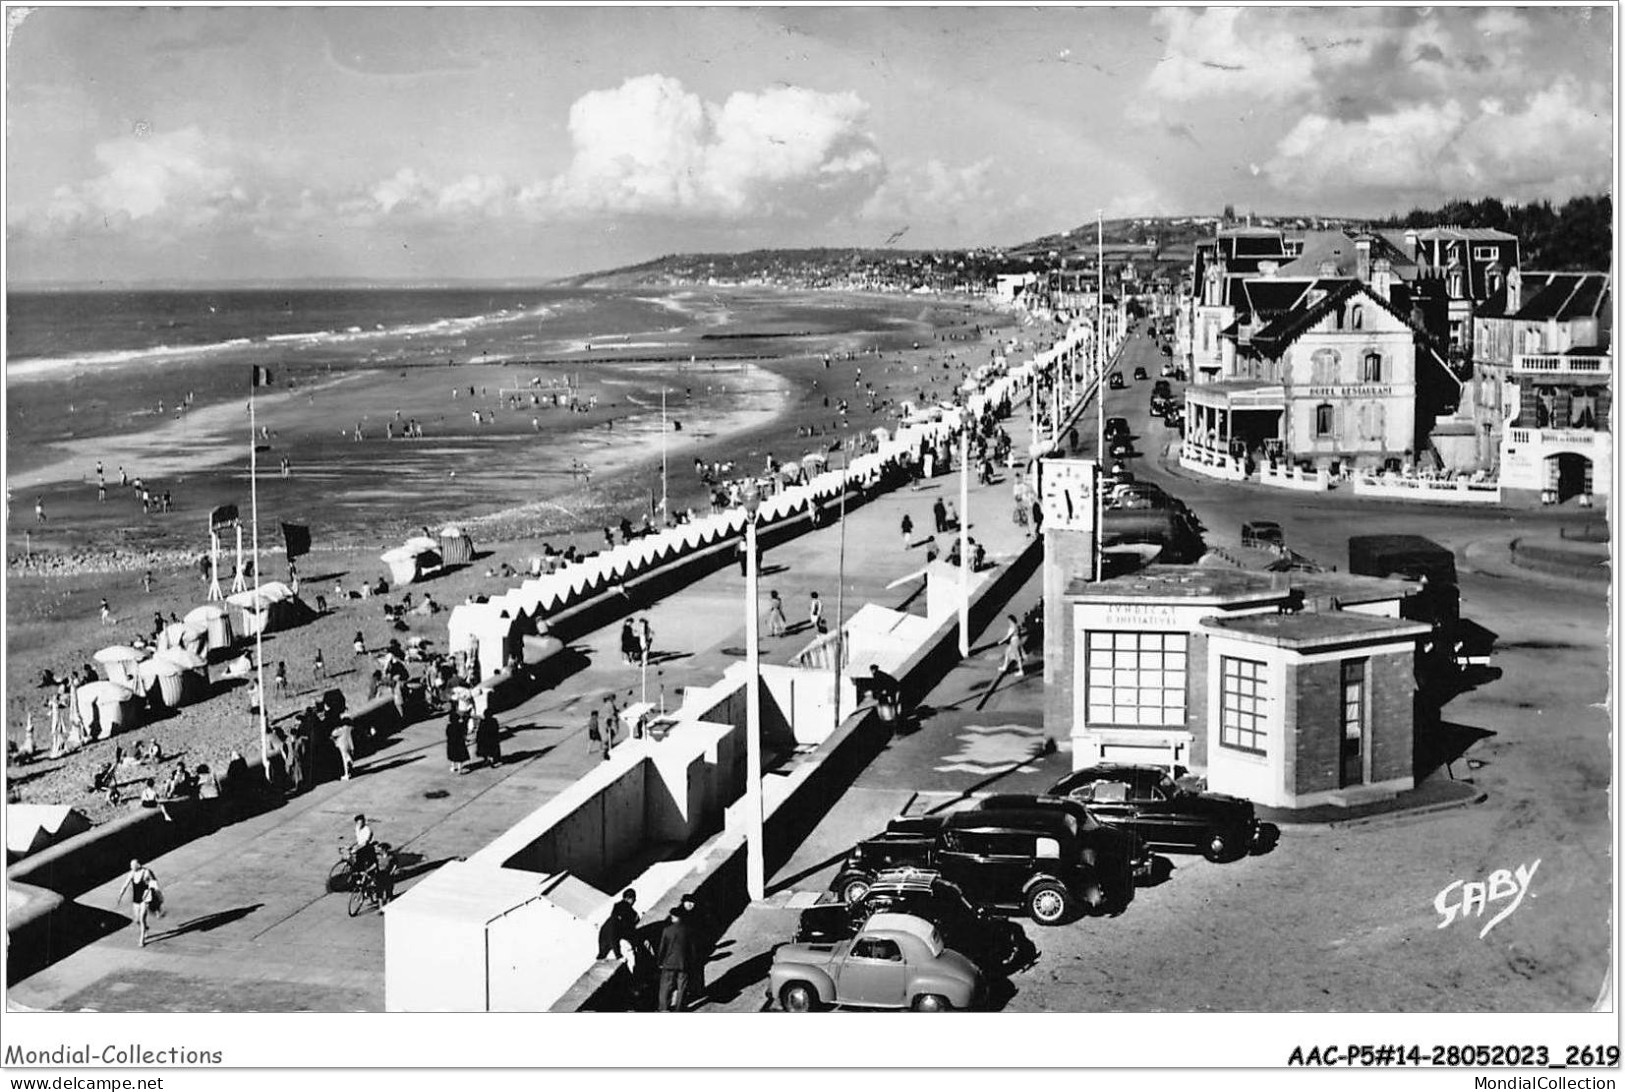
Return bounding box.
[382,537,442,586]
[439,525,476,567]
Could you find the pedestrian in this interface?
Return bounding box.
[900,512,914,548]
[656,906,694,1011]
[678,892,710,1004]
[312,649,326,682]
[474,709,502,768]
[809,590,825,634]
[620,620,639,666]
[274,661,289,695]
[932,496,947,533]
[287,728,308,795]
[333,718,356,781]
[944,500,958,530]
[1001,614,1026,678]
[115,859,164,947]
[98,482,107,503]
[766,590,787,638]
[598,888,642,969]
[99,598,111,625]
[587,708,603,754]
[638,617,653,663]
[353,631,366,657]
[142,569,153,593]
[35,495,46,523]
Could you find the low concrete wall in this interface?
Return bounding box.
[555,530,1042,1010]
[1351,475,1503,504]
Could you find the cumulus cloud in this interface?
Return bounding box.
[42,126,242,228]
[858,158,995,225]
[368,167,511,217]
[1145,9,1318,102]
[1263,79,1611,204]
[531,74,884,218]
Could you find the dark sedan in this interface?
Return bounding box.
[1132,366,1149,381]
[1048,764,1262,862]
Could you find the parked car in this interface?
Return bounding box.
[1162,408,1184,430]
[831,806,1117,924]
[1133,366,1150,381]
[1047,764,1262,862]
[1152,379,1173,398]
[1160,363,1177,378]
[1108,372,1126,390]
[1108,437,1135,458]
[971,793,1152,895]
[1105,416,1131,440]
[794,868,1022,973]
[1241,520,1285,550]
[769,911,982,1011]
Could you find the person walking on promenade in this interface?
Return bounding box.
[900,512,914,549]
[597,888,641,967]
[679,892,710,1005]
[809,591,825,634]
[766,590,787,638]
[588,708,605,756]
[1001,614,1026,678]
[333,718,356,781]
[115,859,163,947]
[638,617,654,663]
[445,703,470,775]
[656,906,694,1011]
[474,707,502,768]
[620,620,639,666]
[932,496,947,534]
[287,726,308,795]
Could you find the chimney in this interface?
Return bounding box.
[1371,258,1393,302]
[1505,267,1523,314]
[1355,235,1372,283]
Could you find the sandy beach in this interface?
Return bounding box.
[5,287,1032,823]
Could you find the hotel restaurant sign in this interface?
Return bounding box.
[1307,384,1395,398]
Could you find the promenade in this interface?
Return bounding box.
[10,402,1049,1012]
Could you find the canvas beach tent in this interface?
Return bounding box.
[93,646,146,691]
[184,602,235,654]
[381,538,442,586]
[439,525,475,567]
[75,680,141,737]
[143,648,210,708]
[156,621,209,658]
[226,580,305,636]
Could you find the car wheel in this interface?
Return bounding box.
[1203,829,1232,863]
[912,993,954,1012]
[839,875,873,904]
[1026,880,1071,925]
[780,982,821,1013]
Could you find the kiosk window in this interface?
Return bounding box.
[1220,656,1269,755]
[1085,630,1188,727]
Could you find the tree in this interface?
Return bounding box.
[1222,203,1236,222]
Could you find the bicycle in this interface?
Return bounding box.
[329,841,395,916]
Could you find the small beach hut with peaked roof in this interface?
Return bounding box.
[75,680,141,737]
[184,602,235,654]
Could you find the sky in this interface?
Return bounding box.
[4,5,1615,285]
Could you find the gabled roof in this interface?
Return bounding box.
[1246,279,1419,358]
[1409,226,1519,242]
[1477,271,1611,322]
[1273,229,1418,280]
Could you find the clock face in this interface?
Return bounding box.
[1040,458,1097,532]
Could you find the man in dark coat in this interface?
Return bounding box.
[655,906,693,1011]
[597,888,640,965]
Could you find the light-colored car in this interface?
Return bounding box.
[768,911,981,1012]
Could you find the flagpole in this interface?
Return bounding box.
[661,387,668,524]
[1096,210,1106,583]
[250,374,268,775]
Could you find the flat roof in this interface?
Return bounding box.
[1201,612,1431,650]
[1066,566,1290,607]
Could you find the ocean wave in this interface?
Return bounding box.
[6,301,559,383]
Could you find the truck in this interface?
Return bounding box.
[1347,534,1460,628]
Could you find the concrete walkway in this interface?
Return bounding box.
[10,434,1044,1012]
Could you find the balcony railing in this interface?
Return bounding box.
[1511,353,1611,375]
[1506,428,1604,447]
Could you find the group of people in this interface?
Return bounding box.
[595,888,713,1011]
[618,617,655,665]
[444,675,501,775]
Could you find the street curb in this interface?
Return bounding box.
[1327,789,1489,828]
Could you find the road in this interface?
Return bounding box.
[696,326,1612,1013]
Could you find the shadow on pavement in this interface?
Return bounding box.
[767,848,852,896]
[153,903,263,942]
[702,950,775,1007]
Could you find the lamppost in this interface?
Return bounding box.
[741,480,765,902]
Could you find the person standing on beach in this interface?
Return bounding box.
[98,481,107,503]
[35,496,46,523]
[115,859,163,947]
[312,649,326,682]
[99,598,111,625]
[767,590,787,638]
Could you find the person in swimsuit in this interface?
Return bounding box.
[115,858,162,947]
